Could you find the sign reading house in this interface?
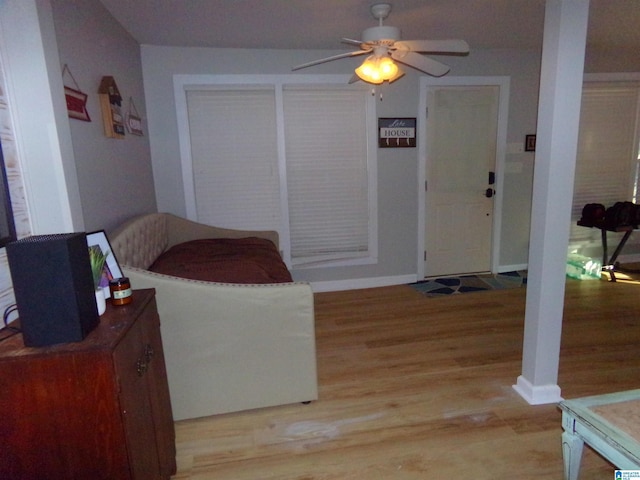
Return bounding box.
[378,118,416,148]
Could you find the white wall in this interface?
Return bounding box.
[0,0,83,235]
[0,0,84,316]
[0,1,637,295]
[141,45,542,285]
[51,0,157,233]
[0,0,158,317]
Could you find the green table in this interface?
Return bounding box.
[560,389,640,479]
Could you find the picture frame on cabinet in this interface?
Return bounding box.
[86,230,123,298]
[0,139,16,248]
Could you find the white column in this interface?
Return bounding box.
[0,0,84,234]
[513,0,589,404]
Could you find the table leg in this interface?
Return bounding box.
[601,229,633,282]
[562,430,584,480]
[600,229,617,282]
[609,230,633,265]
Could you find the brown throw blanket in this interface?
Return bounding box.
[149,238,293,284]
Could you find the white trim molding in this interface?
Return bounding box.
[513,375,563,405]
[310,274,418,293]
[417,75,511,280]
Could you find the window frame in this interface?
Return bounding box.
[174,74,378,269]
[570,74,640,252]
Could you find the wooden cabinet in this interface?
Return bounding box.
[0,289,176,480]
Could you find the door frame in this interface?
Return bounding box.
[417,76,510,279]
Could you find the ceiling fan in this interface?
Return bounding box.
[292,3,469,84]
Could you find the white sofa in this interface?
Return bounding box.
[109,213,318,421]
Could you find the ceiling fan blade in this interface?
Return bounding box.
[391,50,450,77]
[292,50,369,71]
[341,38,365,47]
[394,39,469,54]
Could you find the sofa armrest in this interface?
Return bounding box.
[122,266,317,420]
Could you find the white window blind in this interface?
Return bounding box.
[185,88,281,232]
[181,79,376,268]
[571,83,640,247]
[283,87,371,265]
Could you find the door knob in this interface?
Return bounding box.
[485,188,495,198]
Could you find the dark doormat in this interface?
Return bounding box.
[409,271,527,296]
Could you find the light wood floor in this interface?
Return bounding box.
[170,270,640,479]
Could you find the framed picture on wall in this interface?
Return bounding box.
[525,134,536,152]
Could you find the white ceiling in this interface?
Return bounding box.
[98,0,640,54]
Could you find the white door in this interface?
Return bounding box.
[424,85,499,277]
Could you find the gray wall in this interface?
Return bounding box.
[141,45,542,284]
[51,0,157,233]
[3,1,639,291]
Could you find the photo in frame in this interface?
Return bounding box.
[86,230,123,298]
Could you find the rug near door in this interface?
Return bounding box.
[409,271,527,296]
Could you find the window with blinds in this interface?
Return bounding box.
[283,87,371,265]
[186,88,282,232]
[570,82,640,249]
[182,80,377,268]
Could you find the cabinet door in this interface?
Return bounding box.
[139,298,176,477]
[0,352,130,480]
[113,318,161,480]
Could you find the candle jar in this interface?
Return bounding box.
[109,277,132,306]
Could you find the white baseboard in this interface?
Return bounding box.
[310,274,418,293]
[309,266,531,293]
[498,263,528,273]
[512,375,563,405]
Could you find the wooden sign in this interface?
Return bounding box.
[98,76,125,139]
[378,118,416,148]
[64,86,90,122]
[62,65,90,122]
[126,97,144,136]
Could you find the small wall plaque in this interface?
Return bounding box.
[126,97,144,136]
[98,76,125,139]
[62,65,90,122]
[378,118,416,148]
[525,134,536,152]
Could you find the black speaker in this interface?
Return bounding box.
[6,233,99,347]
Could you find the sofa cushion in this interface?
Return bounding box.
[149,237,293,284]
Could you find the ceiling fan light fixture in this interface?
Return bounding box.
[355,55,399,84]
[291,2,468,82]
